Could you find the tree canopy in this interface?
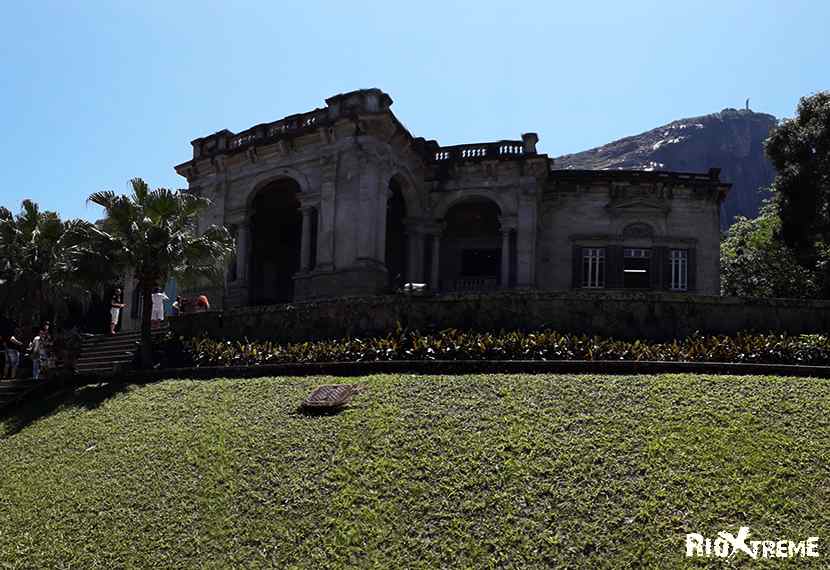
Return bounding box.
[766,91,830,294]
[720,196,823,298]
[0,200,113,330]
[86,178,233,365]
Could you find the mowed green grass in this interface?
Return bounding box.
[1,374,829,569]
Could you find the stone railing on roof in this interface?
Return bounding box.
[431,133,539,163]
[191,108,329,159]
[227,109,328,150]
[432,140,531,163]
[185,88,397,162]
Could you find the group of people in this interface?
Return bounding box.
[1,285,211,380]
[107,286,210,335]
[1,322,53,380]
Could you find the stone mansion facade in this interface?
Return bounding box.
[174,88,729,308]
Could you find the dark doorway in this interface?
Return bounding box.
[461,249,499,277]
[442,199,502,291]
[385,177,407,290]
[250,178,302,304]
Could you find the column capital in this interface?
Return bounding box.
[421,220,445,236]
[227,208,251,226]
[498,215,517,232]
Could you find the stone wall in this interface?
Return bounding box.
[168,291,830,343]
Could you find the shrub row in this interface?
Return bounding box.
[161,329,830,368]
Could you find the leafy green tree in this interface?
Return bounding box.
[86,179,233,367]
[0,200,111,329]
[721,196,822,298]
[766,91,830,294]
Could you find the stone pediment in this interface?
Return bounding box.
[605,197,670,215]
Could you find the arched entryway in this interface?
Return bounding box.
[441,199,503,291]
[249,178,302,304]
[385,177,408,290]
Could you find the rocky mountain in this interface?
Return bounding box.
[555,109,778,228]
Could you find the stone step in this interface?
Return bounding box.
[82,331,167,343]
[71,325,169,378]
[76,357,134,369]
[81,334,166,350]
[75,364,125,375]
[0,379,37,390]
[77,346,139,359]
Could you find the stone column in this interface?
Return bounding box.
[316,180,336,271]
[516,184,538,288]
[430,234,441,290]
[300,206,314,272]
[500,229,511,288]
[314,153,338,271]
[406,230,420,283]
[376,186,391,262]
[237,221,250,283]
[356,163,378,262]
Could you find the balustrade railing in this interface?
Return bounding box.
[228,109,326,150]
[433,141,526,162]
[452,277,498,292]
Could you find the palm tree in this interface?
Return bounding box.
[0,200,107,329]
[86,178,233,367]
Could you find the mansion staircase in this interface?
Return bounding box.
[75,325,169,376]
[0,326,170,412]
[0,377,42,411]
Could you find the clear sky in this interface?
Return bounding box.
[1,1,827,221]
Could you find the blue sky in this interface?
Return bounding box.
[1,1,827,221]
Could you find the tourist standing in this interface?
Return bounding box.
[151,287,169,328]
[195,294,210,313]
[28,323,50,380]
[171,296,182,316]
[110,287,126,335]
[2,330,23,379]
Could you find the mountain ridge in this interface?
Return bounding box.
[554,108,778,228]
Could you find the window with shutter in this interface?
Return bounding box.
[581,247,606,288]
[669,249,689,291]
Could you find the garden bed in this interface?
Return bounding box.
[163,329,830,368]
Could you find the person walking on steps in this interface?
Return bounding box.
[110,287,126,335]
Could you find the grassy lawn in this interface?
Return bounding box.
[1,373,829,568]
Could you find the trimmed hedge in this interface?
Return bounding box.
[161,329,830,368]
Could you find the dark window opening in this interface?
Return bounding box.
[623,248,651,289]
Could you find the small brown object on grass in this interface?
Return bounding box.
[301,384,358,412]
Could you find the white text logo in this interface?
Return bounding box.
[685,527,819,559]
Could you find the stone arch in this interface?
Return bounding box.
[433,190,513,220]
[387,170,424,218]
[245,167,312,212]
[247,177,304,304]
[387,165,426,217]
[622,222,656,239]
[439,196,505,291]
